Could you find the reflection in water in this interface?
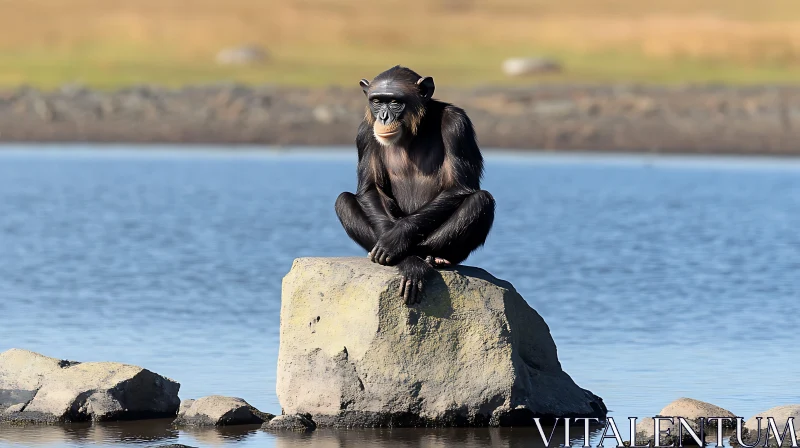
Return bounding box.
[0,424,91,446]
[0,421,609,448]
[0,420,176,446]
[272,427,609,448]
[0,419,262,447]
[181,424,263,446]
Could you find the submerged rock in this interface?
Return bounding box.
[0,348,180,423]
[276,257,606,427]
[173,396,273,426]
[635,398,737,445]
[264,413,316,432]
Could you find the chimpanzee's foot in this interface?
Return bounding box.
[424,256,452,268]
[397,256,433,305]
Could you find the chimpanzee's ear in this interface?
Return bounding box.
[416,76,435,99]
[359,79,370,96]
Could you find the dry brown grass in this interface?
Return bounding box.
[1,0,800,87]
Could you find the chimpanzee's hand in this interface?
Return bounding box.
[369,225,411,266]
[397,256,434,305]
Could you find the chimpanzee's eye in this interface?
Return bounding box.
[390,99,397,103]
[372,99,380,104]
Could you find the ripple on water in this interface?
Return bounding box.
[0,147,799,447]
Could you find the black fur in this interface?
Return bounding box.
[335,66,495,305]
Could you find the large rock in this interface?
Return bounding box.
[276,257,606,427]
[742,405,800,447]
[0,349,180,423]
[173,396,273,426]
[635,398,737,445]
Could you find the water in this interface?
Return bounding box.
[1,146,799,447]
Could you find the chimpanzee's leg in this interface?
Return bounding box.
[335,191,396,253]
[335,192,376,252]
[414,190,495,265]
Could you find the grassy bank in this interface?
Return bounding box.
[2,0,800,88]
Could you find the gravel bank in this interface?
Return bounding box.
[1,84,799,154]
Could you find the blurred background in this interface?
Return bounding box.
[3,0,800,87]
[2,0,800,153]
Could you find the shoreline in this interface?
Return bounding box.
[1,84,799,154]
[4,144,800,171]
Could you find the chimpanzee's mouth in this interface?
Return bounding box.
[376,130,400,138]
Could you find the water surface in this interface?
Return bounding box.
[1,146,799,447]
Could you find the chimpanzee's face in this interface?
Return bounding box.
[367,87,408,145]
[359,67,435,146]
[369,93,407,127]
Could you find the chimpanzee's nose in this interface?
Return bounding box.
[378,109,389,123]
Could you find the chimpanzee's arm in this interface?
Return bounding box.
[369,106,484,265]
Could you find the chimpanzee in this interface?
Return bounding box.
[335,66,494,305]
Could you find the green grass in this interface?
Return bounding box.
[4,44,800,91]
[2,0,800,89]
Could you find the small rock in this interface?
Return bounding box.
[32,98,55,121]
[173,396,272,426]
[215,45,269,65]
[634,97,658,115]
[0,348,180,423]
[533,100,577,118]
[312,104,349,124]
[313,106,336,124]
[502,57,561,76]
[264,414,316,432]
[59,83,90,97]
[742,405,800,447]
[660,398,737,425]
[635,398,738,446]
